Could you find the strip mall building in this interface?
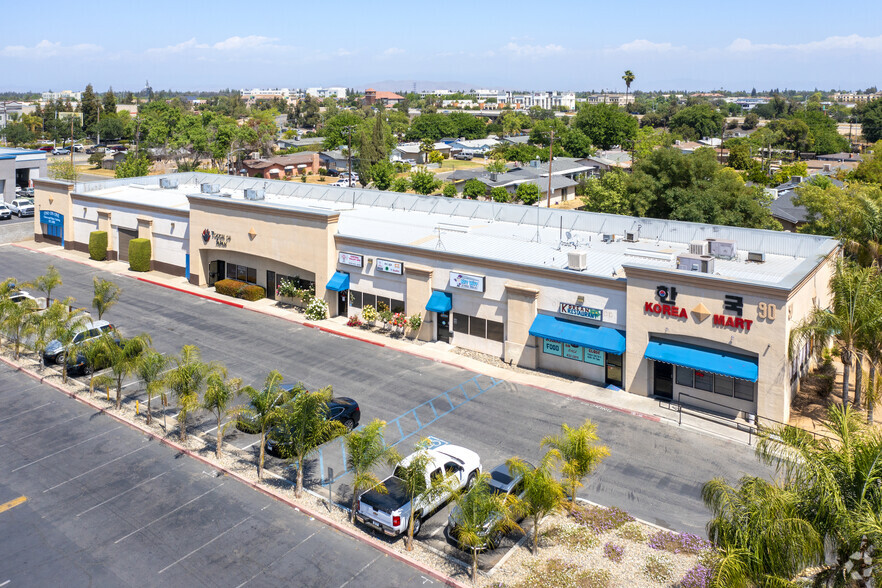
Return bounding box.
[33,173,838,424]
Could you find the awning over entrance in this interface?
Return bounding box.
[644,340,758,382]
[528,314,626,355]
[325,271,350,292]
[425,291,452,313]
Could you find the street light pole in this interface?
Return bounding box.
[343,125,356,188]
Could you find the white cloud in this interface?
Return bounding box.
[146,38,208,54]
[501,42,564,58]
[726,34,882,53]
[382,47,405,56]
[606,39,682,53]
[0,39,102,58]
[211,35,277,51]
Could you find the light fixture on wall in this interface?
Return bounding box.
[170,222,175,233]
[248,227,257,241]
[729,336,734,344]
[576,295,585,305]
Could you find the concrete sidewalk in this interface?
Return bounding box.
[11,240,754,446]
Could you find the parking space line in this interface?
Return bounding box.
[157,515,252,574]
[338,554,381,588]
[77,470,171,517]
[0,579,9,586]
[43,445,150,492]
[11,426,123,472]
[234,531,317,588]
[114,482,226,544]
[239,440,260,450]
[0,496,27,515]
[0,401,53,424]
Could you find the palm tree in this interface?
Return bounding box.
[345,419,400,524]
[395,440,449,551]
[541,420,610,513]
[622,70,635,107]
[239,370,289,481]
[202,372,242,459]
[92,331,151,409]
[0,278,17,350]
[92,277,121,320]
[165,345,222,442]
[52,306,89,383]
[28,265,62,306]
[3,297,38,359]
[135,349,169,426]
[790,260,881,408]
[275,386,347,497]
[507,453,564,555]
[31,299,66,371]
[448,471,521,584]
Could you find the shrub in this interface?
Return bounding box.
[643,553,674,583]
[571,505,634,534]
[616,521,647,542]
[603,542,624,563]
[361,304,378,323]
[516,182,540,205]
[379,309,394,328]
[89,231,107,261]
[407,313,422,332]
[391,312,407,329]
[490,186,510,203]
[648,530,711,555]
[442,183,457,197]
[544,524,598,549]
[305,297,328,320]
[680,564,715,588]
[215,279,246,297]
[462,178,486,199]
[347,314,363,327]
[128,238,151,272]
[237,283,265,301]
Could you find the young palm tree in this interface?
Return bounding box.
[448,471,521,584]
[507,453,564,556]
[92,277,121,320]
[622,70,636,106]
[52,306,90,384]
[790,260,881,407]
[345,419,400,524]
[30,299,66,370]
[202,372,242,459]
[165,345,222,442]
[0,278,18,350]
[3,297,38,359]
[395,441,437,551]
[92,331,151,409]
[28,265,62,305]
[541,420,610,513]
[239,370,289,481]
[276,386,347,496]
[135,349,169,426]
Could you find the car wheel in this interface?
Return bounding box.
[465,471,477,490]
[84,364,93,376]
[343,418,355,431]
[412,514,423,537]
[55,353,66,365]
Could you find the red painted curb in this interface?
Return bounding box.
[134,277,245,309]
[0,355,465,588]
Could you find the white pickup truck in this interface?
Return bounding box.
[356,444,481,537]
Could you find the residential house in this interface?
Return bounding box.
[277,136,324,150]
[306,87,347,100]
[101,151,128,170]
[816,152,862,163]
[364,89,405,107]
[391,142,451,164]
[448,137,500,156]
[319,150,354,172]
[578,150,633,174]
[241,153,321,179]
[767,174,844,231]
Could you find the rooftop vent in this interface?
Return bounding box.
[244,189,265,201]
[568,250,588,271]
[689,240,709,256]
[159,178,178,189]
[489,172,498,182]
[601,233,615,243]
[747,251,766,263]
[677,253,715,273]
[624,231,638,242]
[707,239,736,259]
[201,183,220,194]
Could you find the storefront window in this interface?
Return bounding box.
[363,293,376,309]
[694,371,713,392]
[486,320,504,342]
[734,379,755,401]
[453,313,469,334]
[392,300,405,313]
[676,366,694,387]
[377,296,391,312]
[714,375,735,397]
[350,290,362,308]
[237,265,247,282]
[469,317,486,338]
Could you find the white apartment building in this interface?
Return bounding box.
[41,90,82,103]
[305,87,348,100]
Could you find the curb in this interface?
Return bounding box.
[0,355,466,588]
[135,276,245,309]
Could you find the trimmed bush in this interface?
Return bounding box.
[215,279,243,298]
[89,231,107,261]
[215,279,265,302]
[128,238,151,272]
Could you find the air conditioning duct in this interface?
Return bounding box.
[747,251,766,263]
[707,239,736,259]
[244,189,265,201]
[201,183,220,194]
[568,250,588,271]
[689,240,709,256]
[159,178,178,189]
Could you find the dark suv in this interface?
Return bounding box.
[264,385,360,457]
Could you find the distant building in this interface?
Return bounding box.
[832,91,882,104]
[0,147,48,202]
[305,87,347,100]
[41,90,82,103]
[725,97,770,111]
[580,94,634,107]
[241,153,321,179]
[240,88,294,105]
[364,89,405,106]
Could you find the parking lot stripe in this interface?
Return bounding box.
[157,515,252,574]
[0,401,53,424]
[234,531,317,588]
[113,482,226,544]
[76,469,173,517]
[11,426,123,472]
[43,445,150,492]
[0,579,9,586]
[338,554,381,588]
[0,496,27,515]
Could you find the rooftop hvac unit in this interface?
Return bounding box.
[568,250,588,271]
[624,231,638,242]
[201,183,220,194]
[159,178,178,189]
[707,239,736,259]
[677,254,715,273]
[217,193,232,198]
[244,189,265,201]
[747,251,766,263]
[601,233,615,243]
[689,240,709,256]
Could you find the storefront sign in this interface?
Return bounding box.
[449,272,485,292]
[202,228,230,247]
[543,339,563,356]
[559,302,602,321]
[376,258,403,275]
[40,210,63,226]
[713,315,753,331]
[583,348,605,366]
[338,252,363,267]
[563,343,583,361]
[644,301,687,319]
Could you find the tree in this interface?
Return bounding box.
[442,183,457,197]
[622,70,635,106]
[448,472,521,583]
[344,419,400,523]
[276,386,347,497]
[490,186,510,203]
[791,110,849,155]
[579,169,630,214]
[486,158,508,174]
[427,150,444,165]
[405,114,456,141]
[31,300,65,371]
[572,103,637,150]
[165,345,221,441]
[2,297,37,360]
[52,306,90,383]
[409,167,441,195]
[395,440,455,551]
[371,159,395,190]
[390,177,410,192]
[516,182,540,205]
[29,265,62,304]
[239,371,289,480]
[462,178,486,200]
[92,277,121,320]
[4,123,33,146]
[81,84,101,132]
[202,372,242,459]
[741,112,759,130]
[115,151,151,178]
[542,420,610,513]
[852,141,882,185]
[861,97,882,144]
[669,104,725,140]
[92,331,151,409]
[49,159,78,182]
[102,87,117,114]
[507,454,564,555]
[766,117,813,158]
[135,349,169,427]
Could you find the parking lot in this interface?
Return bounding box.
[0,363,428,587]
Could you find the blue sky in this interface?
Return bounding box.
[2,0,880,93]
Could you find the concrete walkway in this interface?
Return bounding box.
[11,240,753,446]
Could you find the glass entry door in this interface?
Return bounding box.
[437,312,450,343]
[653,362,674,399]
[208,260,225,287]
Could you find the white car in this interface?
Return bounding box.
[73,144,85,152]
[9,199,34,217]
[0,202,11,220]
[331,179,353,187]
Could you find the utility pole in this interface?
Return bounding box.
[546,130,554,208]
[343,125,356,188]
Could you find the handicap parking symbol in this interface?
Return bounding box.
[424,436,448,450]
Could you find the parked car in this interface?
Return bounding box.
[331,179,352,187]
[15,187,34,198]
[38,146,54,152]
[264,385,360,457]
[8,199,34,217]
[0,203,11,220]
[52,147,71,155]
[339,172,359,182]
[446,461,533,550]
[324,168,340,177]
[8,290,37,305]
[453,152,473,161]
[72,144,85,152]
[357,444,482,537]
[42,320,115,365]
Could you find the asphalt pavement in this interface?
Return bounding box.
[0,245,773,538]
[0,362,426,588]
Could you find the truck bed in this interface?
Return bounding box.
[360,477,409,513]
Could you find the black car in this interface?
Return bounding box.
[265,387,360,457]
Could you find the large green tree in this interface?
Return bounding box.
[669,104,725,140]
[81,84,101,132]
[861,97,882,143]
[572,103,637,150]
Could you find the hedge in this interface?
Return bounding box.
[128,238,151,272]
[214,279,265,302]
[89,231,107,261]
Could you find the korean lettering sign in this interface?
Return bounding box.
[559,302,602,321]
[376,258,403,275]
[449,272,485,292]
[563,343,583,361]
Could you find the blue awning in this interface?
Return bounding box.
[528,314,626,355]
[425,291,452,313]
[644,340,758,382]
[325,271,350,292]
